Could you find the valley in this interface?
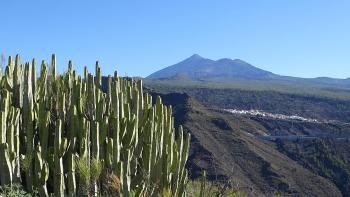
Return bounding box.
[145,84,350,196]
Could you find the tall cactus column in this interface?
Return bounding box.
[34,145,49,197]
[0,91,13,185]
[0,143,13,186]
[54,120,67,197]
[0,63,13,186]
[7,107,21,183]
[67,106,78,197]
[23,62,35,192]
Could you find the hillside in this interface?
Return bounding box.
[148,91,348,196]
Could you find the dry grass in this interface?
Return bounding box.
[186,180,247,197]
[100,171,121,196]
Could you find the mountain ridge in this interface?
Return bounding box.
[147,54,276,80]
[147,54,350,89]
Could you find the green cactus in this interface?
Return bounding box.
[7,107,21,182]
[31,58,37,102]
[0,90,9,144]
[13,54,23,108]
[0,143,13,186]
[0,54,191,197]
[67,106,77,197]
[54,119,67,197]
[23,63,34,193]
[34,145,49,197]
[51,54,57,80]
[24,107,34,192]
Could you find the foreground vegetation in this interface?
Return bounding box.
[0,54,190,196]
[186,171,247,197]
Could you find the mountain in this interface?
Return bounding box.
[147,54,276,80]
[147,54,350,90]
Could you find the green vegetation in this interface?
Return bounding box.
[0,184,37,197]
[0,54,191,196]
[144,78,350,101]
[276,139,350,196]
[146,83,350,123]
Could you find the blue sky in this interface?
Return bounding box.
[1,1,349,78]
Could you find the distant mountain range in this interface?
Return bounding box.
[147,54,350,90]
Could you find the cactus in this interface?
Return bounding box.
[0,54,191,197]
[54,119,67,197]
[13,54,23,108]
[7,107,21,182]
[67,106,77,197]
[0,143,13,186]
[34,145,49,197]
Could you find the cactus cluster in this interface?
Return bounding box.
[0,54,191,196]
